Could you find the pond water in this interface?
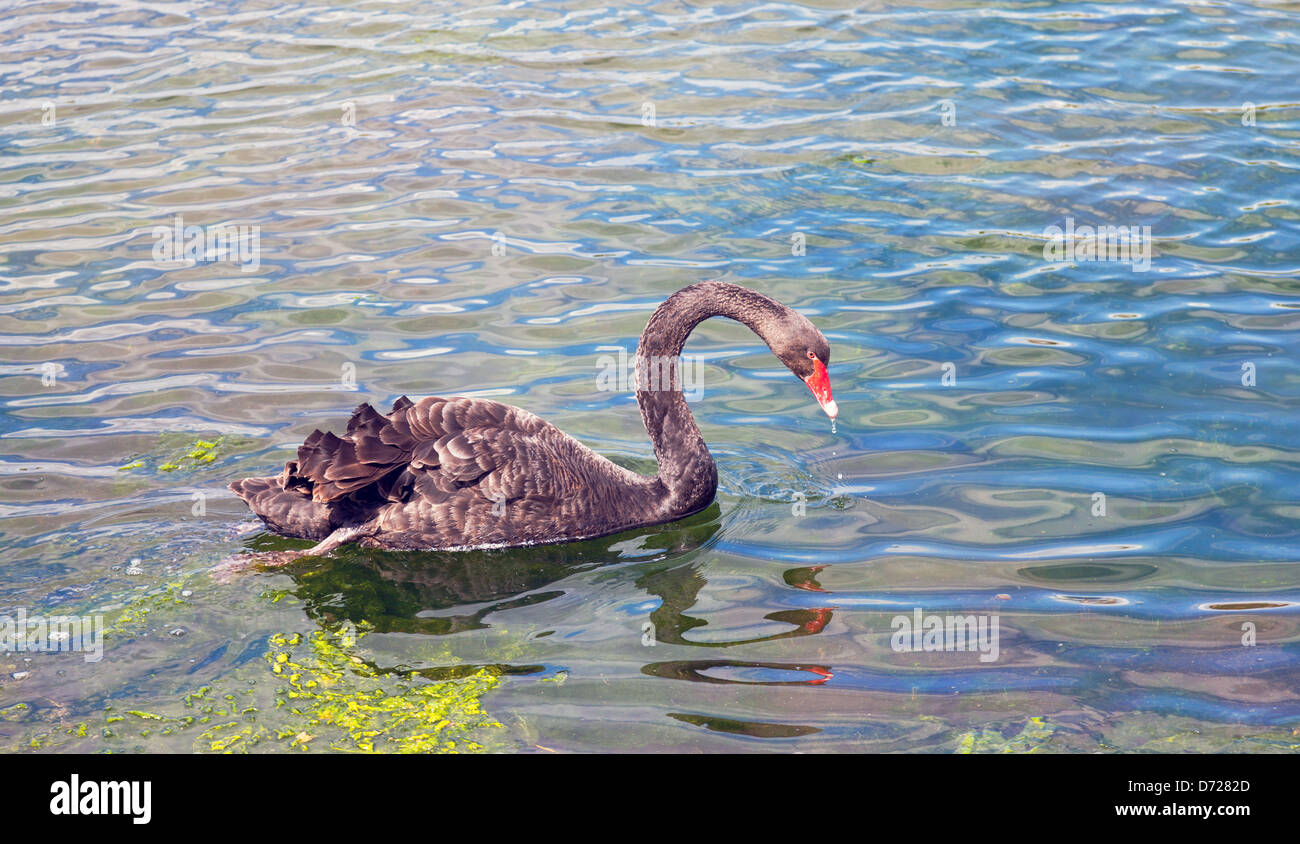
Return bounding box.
[2,0,1299,752]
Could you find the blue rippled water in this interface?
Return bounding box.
[1,0,1299,752]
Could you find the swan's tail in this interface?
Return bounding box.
[228,475,335,541]
[228,395,418,539]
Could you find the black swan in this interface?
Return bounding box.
[229,281,836,557]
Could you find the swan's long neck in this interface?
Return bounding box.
[636,282,789,516]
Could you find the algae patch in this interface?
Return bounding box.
[117,434,245,474]
[187,623,504,753]
[254,625,503,753]
[955,716,1055,754]
[5,615,505,754]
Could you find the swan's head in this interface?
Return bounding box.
[772,313,837,420]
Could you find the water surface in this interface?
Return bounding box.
[2,0,1300,752]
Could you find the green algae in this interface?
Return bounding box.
[117,434,246,474]
[90,623,503,753]
[3,586,506,754]
[103,582,191,640]
[193,624,504,753]
[955,716,1056,754]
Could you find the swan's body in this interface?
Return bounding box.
[230,394,674,551]
[229,282,835,554]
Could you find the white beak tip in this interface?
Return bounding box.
[822,399,839,419]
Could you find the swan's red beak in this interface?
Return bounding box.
[804,359,837,419]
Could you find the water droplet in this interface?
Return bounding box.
[837,472,843,480]
[830,419,837,434]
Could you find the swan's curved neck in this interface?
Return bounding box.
[635,282,788,515]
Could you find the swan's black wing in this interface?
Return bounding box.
[230,394,596,547]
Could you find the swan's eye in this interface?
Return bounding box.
[806,351,816,360]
